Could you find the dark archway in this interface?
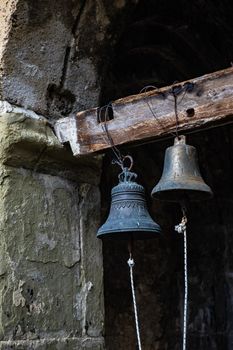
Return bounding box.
[101,1,233,349]
[101,0,233,102]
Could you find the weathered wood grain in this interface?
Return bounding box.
[54,67,233,156]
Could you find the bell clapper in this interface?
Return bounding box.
[175,203,188,350]
[127,236,142,350]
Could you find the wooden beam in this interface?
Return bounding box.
[54,67,233,157]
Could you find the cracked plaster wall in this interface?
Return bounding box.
[0,113,104,349]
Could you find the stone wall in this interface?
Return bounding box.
[0,2,138,346]
[0,112,104,349]
[0,0,138,121]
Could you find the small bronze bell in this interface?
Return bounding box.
[97,167,161,240]
[151,135,213,202]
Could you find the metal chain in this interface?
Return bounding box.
[128,257,142,350]
[175,213,188,350]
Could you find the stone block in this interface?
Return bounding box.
[0,112,104,348]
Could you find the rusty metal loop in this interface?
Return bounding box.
[140,85,158,93]
[122,155,134,171]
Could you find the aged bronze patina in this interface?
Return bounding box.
[151,135,213,202]
[97,167,161,240]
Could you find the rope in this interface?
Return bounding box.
[128,257,142,350]
[175,214,188,350]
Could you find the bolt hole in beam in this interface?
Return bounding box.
[186,108,195,117]
[97,104,114,123]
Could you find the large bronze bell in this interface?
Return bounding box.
[151,135,213,202]
[97,167,161,240]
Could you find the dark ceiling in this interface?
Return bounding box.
[102,0,233,101]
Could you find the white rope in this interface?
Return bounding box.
[175,214,188,350]
[128,257,142,350]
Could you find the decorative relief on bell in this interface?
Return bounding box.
[97,167,161,240]
[112,201,147,210]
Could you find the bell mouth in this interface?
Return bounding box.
[97,216,161,240]
[152,187,213,202]
[97,229,161,240]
